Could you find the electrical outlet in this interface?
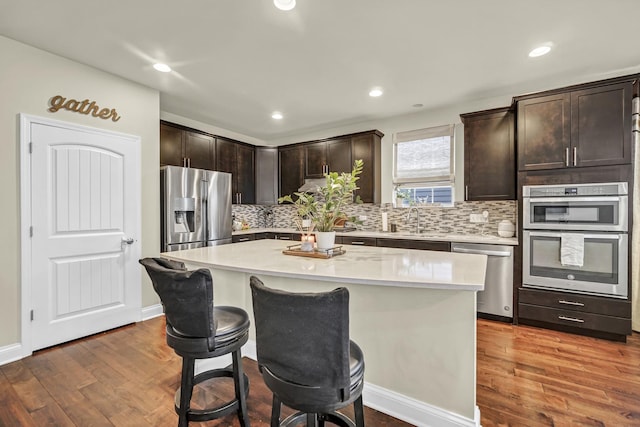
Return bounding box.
[358,215,368,221]
[469,213,488,223]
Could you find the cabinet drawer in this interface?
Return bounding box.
[519,288,630,317]
[376,238,450,252]
[340,236,376,246]
[232,234,255,243]
[273,233,295,241]
[519,303,631,336]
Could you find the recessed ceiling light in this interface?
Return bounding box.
[369,88,383,97]
[272,112,283,120]
[528,45,552,58]
[153,63,172,73]
[274,0,296,11]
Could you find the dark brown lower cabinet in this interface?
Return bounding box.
[232,234,255,243]
[518,288,631,342]
[376,238,450,252]
[336,236,377,246]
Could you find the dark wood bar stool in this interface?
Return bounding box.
[249,276,365,427]
[140,258,250,427]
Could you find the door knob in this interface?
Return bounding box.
[121,237,135,245]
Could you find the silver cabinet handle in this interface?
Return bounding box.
[239,193,242,204]
[558,315,584,323]
[573,146,577,166]
[351,241,365,245]
[238,237,250,242]
[278,236,291,240]
[465,185,469,200]
[558,300,584,307]
[565,148,569,167]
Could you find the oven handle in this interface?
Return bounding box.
[526,231,622,240]
[525,196,624,203]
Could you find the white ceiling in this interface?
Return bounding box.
[2,0,639,143]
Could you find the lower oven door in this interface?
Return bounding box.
[523,230,628,298]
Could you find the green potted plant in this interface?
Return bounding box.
[279,159,364,250]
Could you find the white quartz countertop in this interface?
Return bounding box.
[233,227,518,246]
[163,239,487,291]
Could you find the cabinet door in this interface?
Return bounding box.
[517,93,571,171]
[216,138,236,175]
[571,81,632,167]
[160,122,184,167]
[184,131,214,170]
[327,138,352,174]
[351,133,381,203]
[305,141,327,178]
[279,145,305,199]
[236,144,255,204]
[463,109,515,200]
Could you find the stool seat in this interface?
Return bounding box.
[348,341,365,395]
[140,258,250,427]
[167,306,250,357]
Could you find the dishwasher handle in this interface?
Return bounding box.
[451,247,512,257]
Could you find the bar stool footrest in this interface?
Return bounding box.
[174,366,250,422]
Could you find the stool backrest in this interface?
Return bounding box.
[249,276,350,391]
[139,258,215,339]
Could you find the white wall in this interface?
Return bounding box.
[0,36,161,347]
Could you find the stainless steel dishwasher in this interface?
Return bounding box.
[451,242,513,320]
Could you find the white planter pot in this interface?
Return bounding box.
[315,231,336,250]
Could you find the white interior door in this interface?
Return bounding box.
[26,117,141,351]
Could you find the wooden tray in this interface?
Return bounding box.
[282,244,346,259]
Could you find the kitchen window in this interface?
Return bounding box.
[393,124,455,206]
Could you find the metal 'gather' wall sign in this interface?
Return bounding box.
[48,95,121,122]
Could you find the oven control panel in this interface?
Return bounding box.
[524,182,628,198]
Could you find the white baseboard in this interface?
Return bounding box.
[0,343,24,367]
[364,382,480,427]
[141,303,164,320]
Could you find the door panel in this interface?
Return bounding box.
[30,121,140,351]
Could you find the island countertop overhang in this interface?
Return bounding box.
[162,239,487,291]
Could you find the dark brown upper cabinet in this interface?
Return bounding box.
[278,144,305,199]
[461,107,516,201]
[216,137,255,204]
[351,132,382,204]
[516,79,633,171]
[160,121,215,170]
[304,137,352,178]
[280,130,382,204]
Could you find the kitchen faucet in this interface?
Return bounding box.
[407,207,420,233]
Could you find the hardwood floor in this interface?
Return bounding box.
[477,319,640,427]
[1,317,639,426]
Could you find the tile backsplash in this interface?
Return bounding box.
[233,201,517,236]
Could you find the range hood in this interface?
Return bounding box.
[298,178,326,193]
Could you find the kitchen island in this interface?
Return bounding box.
[163,239,487,427]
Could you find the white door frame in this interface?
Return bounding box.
[19,113,141,357]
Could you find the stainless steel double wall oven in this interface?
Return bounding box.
[522,182,628,299]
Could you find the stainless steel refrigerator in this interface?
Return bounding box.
[161,166,232,252]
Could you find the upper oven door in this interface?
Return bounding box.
[523,196,628,231]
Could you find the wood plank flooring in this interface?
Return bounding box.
[1,317,639,426]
